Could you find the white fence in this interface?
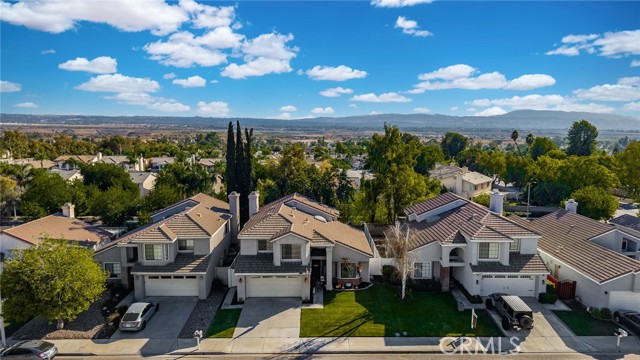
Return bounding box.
[369,257,395,276]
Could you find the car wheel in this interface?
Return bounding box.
[156,303,159,312]
[485,298,494,310]
[501,316,511,331]
[519,315,533,329]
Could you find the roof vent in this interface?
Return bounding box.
[315,215,328,223]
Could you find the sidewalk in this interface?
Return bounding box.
[46,335,640,356]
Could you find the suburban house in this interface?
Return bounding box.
[198,158,224,171]
[429,163,493,199]
[610,214,640,260]
[54,155,98,170]
[345,169,374,190]
[509,202,640,311]
[233,192,373,302]
[149,157,175,172]
[0,157,56,169]
[386,191,549,298]
[49,168,83,182]
[0,203,112,258]
[128,172,157,197]
[93,193,232,299]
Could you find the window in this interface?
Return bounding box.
[341,262,358,278]
[104,262,121,278]
[478,242,499,260]
[145,244,162,261]
[258,239,274,252]
[413,262,431,279]
[178,239,194,251]
[510,239,520,251]
[281,244,301,260]
[622,238,629,251]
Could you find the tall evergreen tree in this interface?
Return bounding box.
[225,122,236,195]
[235,121,246,222]
[240,127,254,225]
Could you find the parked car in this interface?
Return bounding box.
[613,310,640,337]
[0,340,57,359]
[119,300,159,332]
[486,293,534,330]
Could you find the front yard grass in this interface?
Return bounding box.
[300,284,501,337]
[552,301,618,336]
[206,309,242,338]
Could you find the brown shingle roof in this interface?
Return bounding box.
[610,214,640,232]
[2,214,111,246]
[132,253,212,273]
[470,253,549,273]
[511,210,640,283]
[54,155,96,163]
[404,192,463,217]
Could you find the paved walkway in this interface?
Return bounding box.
[233,297,301,338]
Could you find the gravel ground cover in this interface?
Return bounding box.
[179,287,226,338]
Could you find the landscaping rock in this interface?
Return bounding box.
[178,288,226,338]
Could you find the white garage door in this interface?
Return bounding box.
[609,291,640,312]
[145,275,198,297]
[480,275,535,297]
[247,276,301,298]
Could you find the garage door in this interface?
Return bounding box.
[145,275,198,297]
[480,275,535,297]
[609,291,640,312]
[247,276,301,298]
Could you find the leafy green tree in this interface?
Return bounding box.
[570,186,618,221]
[616,141,640,198]
[504,154,532,189]
[415,144,445,175]
[0,238,107,329]
[473,193,491,207]
[139,184,182,217]
[0,130,30,158]
[81,163,138,193]
[156,162,211,199]
[20,172,71,219]
[90,186,139,226]
[440,132,468,159]
[529,137,558,160]
[566,120,598,156]
[477,150,506,183]
[0,176,19,219]
[457,147,483,172]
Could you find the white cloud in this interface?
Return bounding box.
[574,77,640,102]
[163,72,177,79]
[468,94,616,114]
[75,74,160,93]
[147,101,191,112]
[0,81,22,92]
[15,102,38,108]
[546,30,640,58]
[622,102,640,112]
[319,87,353,97]
[505,74,556,90]
[631,60,640,67]
[414,107,430,113]
[280,105,297,112]
[58,56,117,74]
[410,64,555,93]
[144,30,231,68]
[395,16,432,37]
[306,65,367,81]
[474,106,507,116]
[210,79,219,84]
[277,112,291,119]
[311,107,335,114]
[221,33,297,79]
[172,75,206,88]
[179,0,235,29]
[371,0,433,7]
[0,0,188,35]
[351,92,411,103]
[553,103,615,113]
[450,106,458,111]
[197,101,230,116]
[104,92,190,112]
[41,49,55,54]
[349,104,359,109]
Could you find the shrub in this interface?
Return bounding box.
[538,292,558,304]
[590,307,612,320]
[546,284,556,294]
[408,278,441,293]
[382,265,396,284]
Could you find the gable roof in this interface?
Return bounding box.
[54,155,96,163]
[239,194,371,256]
[98,155,129,164]
[405,193,540,250]
[610,214,640,232]
[129,172,156,184]
[462,171,493,185]
[151,192,229,218]
[2,214,111,246]
[510,210,640,283]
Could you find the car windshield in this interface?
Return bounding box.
[122,313,140,322]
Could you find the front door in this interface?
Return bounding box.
[312,260,324,283]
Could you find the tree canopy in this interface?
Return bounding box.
[566,120,599,156]
[570,186,618,221]
[440,132,468,159]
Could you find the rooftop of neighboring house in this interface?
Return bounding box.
[98,155,129,164]
[0,158,56,169]
[610,214,640,232]
[54,155,97,163]
[149,157,175,165]
[428,163,463,179]
[403,192,541,250]
[50,169,82,181]
[462,171,493,185]
[129,172,157,184]
[198,158,224,166]
[429,163,493,185]
[2,213,111,247]
[239,193,372,256]
[151,193,229,218]
[509,210,640,283]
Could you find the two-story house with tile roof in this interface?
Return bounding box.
[509,202,640,311]
[94,193,233,300]
[232,192,373,302]
[387,190,549,298]
[429,163,493,200]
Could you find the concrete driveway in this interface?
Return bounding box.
[233,298,301,338]
[111,297,198,340]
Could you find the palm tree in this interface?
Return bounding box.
[511,130,523,158]
[8,164,35,219]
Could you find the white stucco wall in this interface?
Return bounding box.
[519,237,539,254]
[240,239,258,255]
[333,244,371,281]
[273,233,310,266]
[0,233,31,257]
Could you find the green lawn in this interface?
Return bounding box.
[300,285,501,337]
[206,309,242,338]
[553,301,618,336]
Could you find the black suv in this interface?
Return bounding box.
[486,293,534,331]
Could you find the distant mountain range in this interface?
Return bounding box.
[2,110,639,131]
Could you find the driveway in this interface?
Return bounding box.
[111,297,198,340]
[233,298,301,338]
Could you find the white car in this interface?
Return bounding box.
[119,300,159,332]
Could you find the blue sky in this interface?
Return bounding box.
[1,0,639,119]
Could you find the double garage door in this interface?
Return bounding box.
[145,275,199,297]
[480,275,535,297]
[247,275,301,298]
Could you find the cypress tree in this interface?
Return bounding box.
[236,121,247,224]
[225,122,236,195]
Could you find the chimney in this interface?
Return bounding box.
[565,199,578,214]
[249,191,260,217]
[97,152,103,161]
[62,203,75,218]
[137,154,145,171]
[489,189,505,214]
[228,192,240,240]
